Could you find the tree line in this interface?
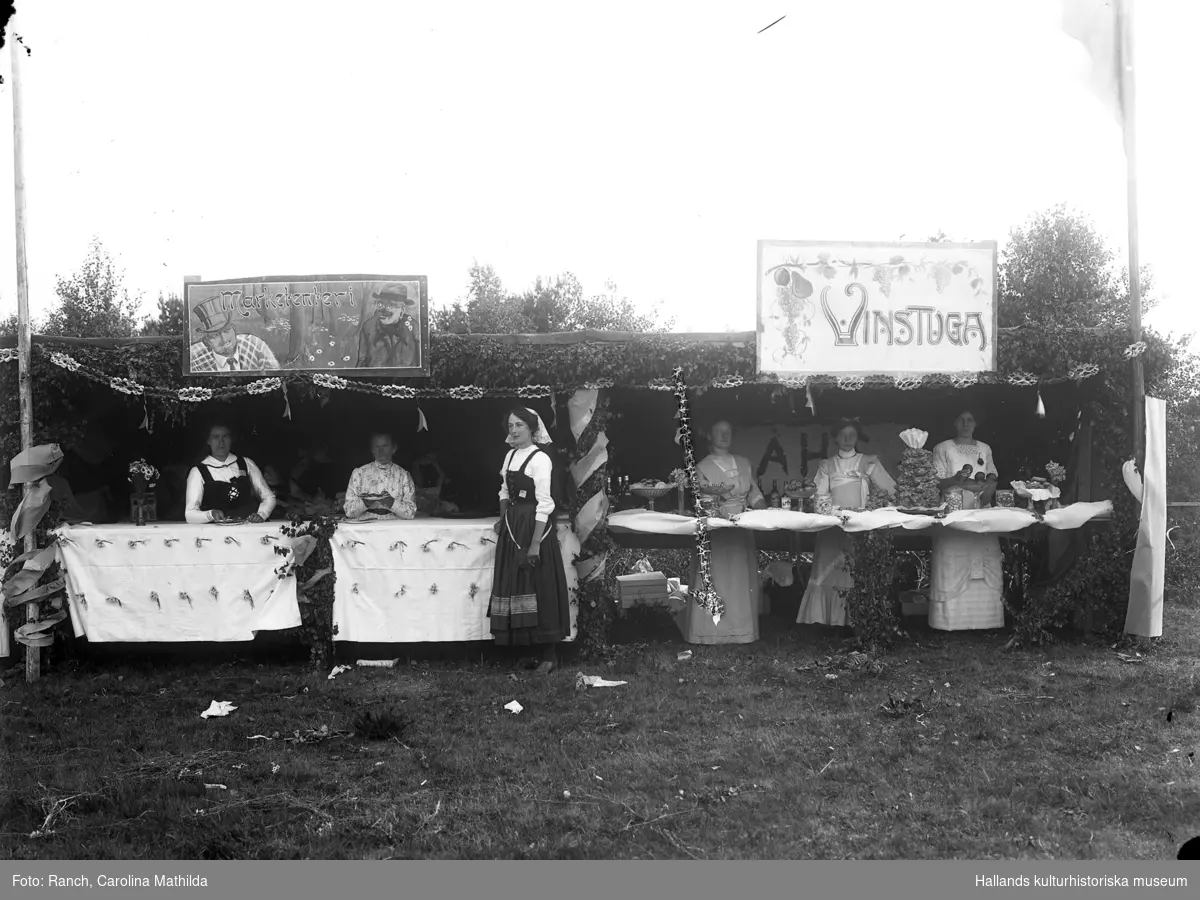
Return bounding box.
[0,205,1168,339]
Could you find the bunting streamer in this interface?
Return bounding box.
[574,470,609,547]
[672,366,723,624]
[568,389,598,441]
[569,432,610,491]
[568,387,609,587]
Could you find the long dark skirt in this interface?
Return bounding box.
[488,502,570,646]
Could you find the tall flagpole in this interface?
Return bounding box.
[1120,0,1144,467]
[10,29,40,682]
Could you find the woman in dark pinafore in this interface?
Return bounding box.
[489,408,570,673]
[184,422,276,524]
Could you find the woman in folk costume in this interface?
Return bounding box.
[489,407,571,673]
[929,409,1003,630]
[797,418,896,627]
[185,422,276,523]
[675,420,767,645]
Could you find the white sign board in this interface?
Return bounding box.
[757,240,998,376]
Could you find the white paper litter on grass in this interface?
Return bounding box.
[356,659,399,668]
[200,701,237,719]
[327,664,352,680]
[576,673,628,688]
[504,701,524,714]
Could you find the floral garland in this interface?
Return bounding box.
[14,347,1109,408]
[672,366,723,623]
[1124,341,1148,359]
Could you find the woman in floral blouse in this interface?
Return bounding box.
[343,432,417,521]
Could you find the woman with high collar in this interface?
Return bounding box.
[797,418,896,628]
[489,407,570,673]
[184,422,276,524]
[929,408,1003,630]
[343,432,417,521]
[675,420,767,645]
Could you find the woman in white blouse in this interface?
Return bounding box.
[343,432,417,521]
[797,418,896,627]
[488,407,569,673]
[930,408,1003,630]
[675,420,767,645]
[185,422,276,523]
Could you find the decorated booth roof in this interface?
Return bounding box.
[0,326,1163,404]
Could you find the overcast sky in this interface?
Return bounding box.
[0,0,1192,335]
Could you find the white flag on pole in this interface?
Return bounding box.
[1061,0,1125,125]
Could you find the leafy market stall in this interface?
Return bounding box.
[0,307,1170,669]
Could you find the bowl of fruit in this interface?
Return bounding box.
[784,479,816,500]
[629,479,677,510]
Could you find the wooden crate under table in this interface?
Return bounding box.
[617,572,670,609]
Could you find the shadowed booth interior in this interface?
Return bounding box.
[606,381,1093,501]
[48,378,1096,525]
[43,389,566,524]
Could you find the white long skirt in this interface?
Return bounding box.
[675,528,762,644]
[797,528,852,627]
[929,530,1004,630]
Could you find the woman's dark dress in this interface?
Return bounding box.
[197,457,261,518]
[488,448,570,646]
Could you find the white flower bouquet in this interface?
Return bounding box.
[128,459,160,493]
[1045,461,1067,485]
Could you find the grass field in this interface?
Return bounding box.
[3,602,1199,860]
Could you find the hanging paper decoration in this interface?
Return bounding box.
[672,366,724,624]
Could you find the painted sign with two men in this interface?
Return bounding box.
[183,275,430,376]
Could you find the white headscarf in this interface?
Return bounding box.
[506,407,552,447]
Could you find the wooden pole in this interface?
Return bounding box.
[1120,0,1144,468]
[10,32,39,682]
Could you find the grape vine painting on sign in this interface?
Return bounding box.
[756,240,997,377]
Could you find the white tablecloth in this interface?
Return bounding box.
[606,501,1113,536]
[330,518,581,643]
[53,522,303,643]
